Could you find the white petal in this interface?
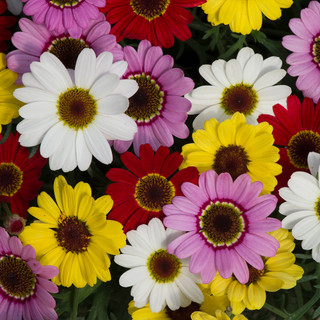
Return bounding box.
[95,51,114,79]
[281,210,316,229]
[211,60,230,88]
[76,130,92,171]
[279,187,315,210]
[75,48,97,89]
[22,72,46,90]
[193,107,228,130]
[147,218,166,250]
[253,69,286,91]
[119,266,149,287]
[113,79,138,98]
[165,282,185,311]
[199,64,223,87]
[6,0,23,15]
[301,225,320,249]
[175,273,204,303]
[109,61,128,78]
[190,85,223,100]
[312,244,320,262]
[292,216,320,240]
[113,254,146,268]
[236,47,255,69]
[259,56,282,76]
[225,59,243,85]
[149,283,166,313]
[131,278,155,302]
[243,53,263,84]
[97,94,129,115]
[19,101,57,119]
[257,85,292,101]
[308,152,320,177]
[279,201,301,216]
[17,115,57,136]
[89,73,120,100]
[14,87,57,103]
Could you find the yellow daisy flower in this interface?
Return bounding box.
[19,175,126,288]
[202,0,293,35]
[181,112,281,194]
[210,229,304,314]
[191,310,247,320]
[0,53,22,133]
[128,285,229,319]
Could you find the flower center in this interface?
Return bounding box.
[312,36,320,65]
[147,249,181,283]
[56,216,92,253]
[0,163,23,197]
[221,84,258,116]
[0,255,36,299]
[57,88,97,129]
[166,302,200,319]
[287,130,320,169]
[314,197,320,221]
[213,145,249,180]
[48,0,83,9]
[247,264,264,284]
[47,37,89,70]
[126,74,164,123]
[135,173,175,211]
[130,0,170,20]
[199,202,245,247]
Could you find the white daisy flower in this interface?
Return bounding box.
[15,48,138,172]
[279,169,320,262]
[6,0,23,15]
[308,152,320,178]
[186,47,292,130]
[114,218,204,313]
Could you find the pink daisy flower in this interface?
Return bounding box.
[7,15,123,84]
[0,227,58,319]
[163,170,281,284]
[22,0,106,38]
[282,1,320,103]
[112,39,194,156]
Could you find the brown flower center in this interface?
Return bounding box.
[57,88,97,129]
[56,216,92,253]
[130,0,170,20]
[0,255,36,299]
[135,173,175,211]
[48,0,83,9]
[200,202,245,247]
[221,84,258,116]
[213,144,249,180]
[147,249,181,283]
[247,264,265,284]
[166,302,200,319]
[287,130,320,169]
[126,73,164,123]
[0,163,23,196]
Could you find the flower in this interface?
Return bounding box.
[112,40,194,155]
[181,112,282,194]
[15,48,138,172]
[106,144,199,233]
[308,151,320,177]
[0,133,47,218]
[279,167,320,262]
[185,47,291,130]
[163,170,281,285]
[258,95,320,199]
[22,0,105,38]
[282,1,320,103]
[7,16,123,84]
[202,0,293,35]
[191,310,247,320]
[6,0,23,15]
[210,229,303,314]
[114,218,204,313]
[0,53,22,133]
[0,227,59,320]
[0,0,16,52]
[19,175,126,287]
[101,0,205,48]
[4,214,26,235]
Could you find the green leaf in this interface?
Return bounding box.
[313,306,320,318]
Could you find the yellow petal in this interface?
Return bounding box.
[95,195,113,215]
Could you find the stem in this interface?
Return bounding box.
[71,286,79,320]
[263,303,288,318]
[2,202,12,217]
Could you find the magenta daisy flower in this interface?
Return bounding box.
[22,0,106,38]
[112,39,194,156]
[282,1,320,103]
[163,170,281,284]
[7,16,123,84]
[0,227,58,319]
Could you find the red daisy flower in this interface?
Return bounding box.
[0,0,17,52]
[106,144,199,232]
[0,133,47,218]
[258,95,320,199]
[101,0,205,48]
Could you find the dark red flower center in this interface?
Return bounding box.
[130,0,170,20]
[147,249,181,282]
[221,84,258,115]
[287,130,320,169]
[213,144,249,180]
[48,0,83,9]
[126,74,164,123]
[0,255,36,299]
[56,216,92,253]
[135,173,175,211]
[58,88,97,129]
[200,202,244,247]
[48,37,89,69]
[166,302,201,319]
[0,163,23,197]
[247,264,265,284]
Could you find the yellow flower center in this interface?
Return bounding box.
[57,88,97,129]
[147,249,181,283]
[315,197,320,221]
[166,302,201,319]
[0,163,23,196]
[135,173,175,211]
[130,0,170,20]
[48,37,89,69]
[56,216,92,253]
[126,74,164,123]
[49,0,83,8]
[221,84,258,116]
[200,202,245,247]
[0,255,36,299]
[312,36,320,65]
[213,144,249,180]
[287,130,320,169]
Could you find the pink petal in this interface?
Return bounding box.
[200,248,216,284]
[248,217,281,233]
[234,243,264,270]
[215,248,233,279]
[9,236,23,256]
[231,249,249,284]
[243,233,279,257]
[163,214,197,231]
[216,172,234,200]
[181,182,208,207]
[171,196,200,215]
